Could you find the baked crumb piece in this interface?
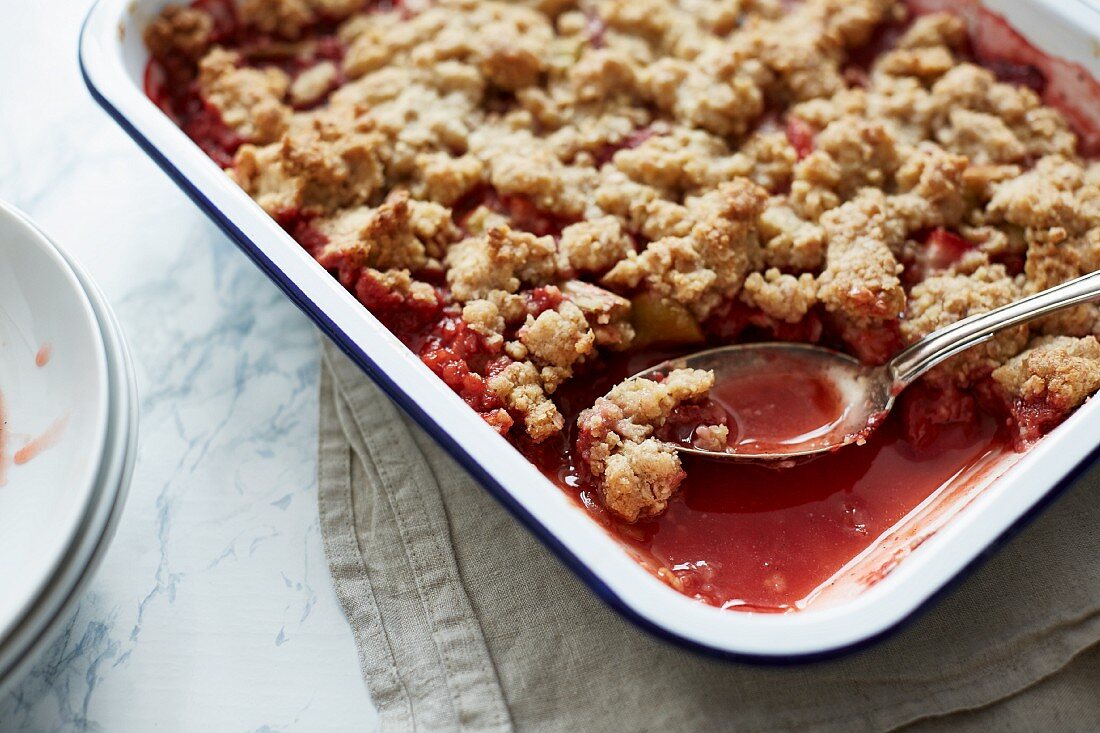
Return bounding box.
[938,109,1026,165]
[985,156,1100,335]
[741,269,817,323]
[891,142,969,231]
[315,191,458,272]
[362,268,438,308]
[895,12,967,50]
[602,179,768,320]
[817,190,906,325]
[487,360,564,442]
[735,132,798,193]
[461,288,530,348]
[577,368,716,522]
[198,49,291,145]
[143,5,213,61]
[445,226,560,302]
[929,64,1077,160]
[692,424,730,452]
[231,109,386,215]
[238,0,312,39]
[873,12,963,81]
[289,61,339,108]
[239,0,362,40]
[986,156,1086,232]
[748,0,895,103]
[470,126,595,219]
[601,440,685,523]
[412,153,485,206]
[560,280,635,350]
[993,336,1100,412]
[514,300,596,390]
[462,298,508,349]
[635,59,764,138]
[559,216,635,275]
[592,170,690,243]
[758,202,827,271]
[814,116,901,197]
[610,128,751,198]
[902,265,1028,385]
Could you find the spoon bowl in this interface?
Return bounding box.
[635,344,894,461]
[634,269,1100,461]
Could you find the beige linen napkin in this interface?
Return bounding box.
[317,341,1100,732]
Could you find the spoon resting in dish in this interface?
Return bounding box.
[635,270,1100,461]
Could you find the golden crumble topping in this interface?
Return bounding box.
[488,360,564,442]
[147,0,1100,521]
[515,298,596,388]
[445,225,560,302]
[601,179,768,320]
[741,268,817,324]
[558,216,634,275]
[817,190,906,326]
[902,264,1029,386]
[993,336,1100,411]
[577,368,717,521]
[198,48,291,145]
[144,5,213,61]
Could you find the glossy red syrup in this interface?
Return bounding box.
[633,414,1003,611]
[34,344,52,368]
[710,365,845,455]
[529,350,1008,611]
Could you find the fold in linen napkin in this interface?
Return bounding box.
[317,341,1100,732]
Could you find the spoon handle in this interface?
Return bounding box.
[889,269,1100,388]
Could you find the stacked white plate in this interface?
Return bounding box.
[0,200,137,695]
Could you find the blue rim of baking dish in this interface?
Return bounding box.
[77,2,1100,664]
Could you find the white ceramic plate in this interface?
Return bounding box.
[0,202,110,644]
[0,241,138,693]
[78,0,1100,660]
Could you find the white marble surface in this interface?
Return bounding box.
[0,1,378,730]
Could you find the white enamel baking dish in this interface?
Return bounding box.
[79,0,1100,660]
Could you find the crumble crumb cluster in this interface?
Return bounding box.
[147,0,1100,522]
[576,368,721,522]
[993,336,1100,408]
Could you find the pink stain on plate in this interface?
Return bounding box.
[0,389,7,486]
[13,415,69,466]
[35,344,52,367]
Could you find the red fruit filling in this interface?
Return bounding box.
[451,186,578,239]
[593,127,657,167]
[655,400,730,448]
[784,116,816,160]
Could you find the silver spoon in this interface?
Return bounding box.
[634,270,1100,461]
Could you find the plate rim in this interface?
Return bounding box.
[0,201,113,644]
[0,244,138,689]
